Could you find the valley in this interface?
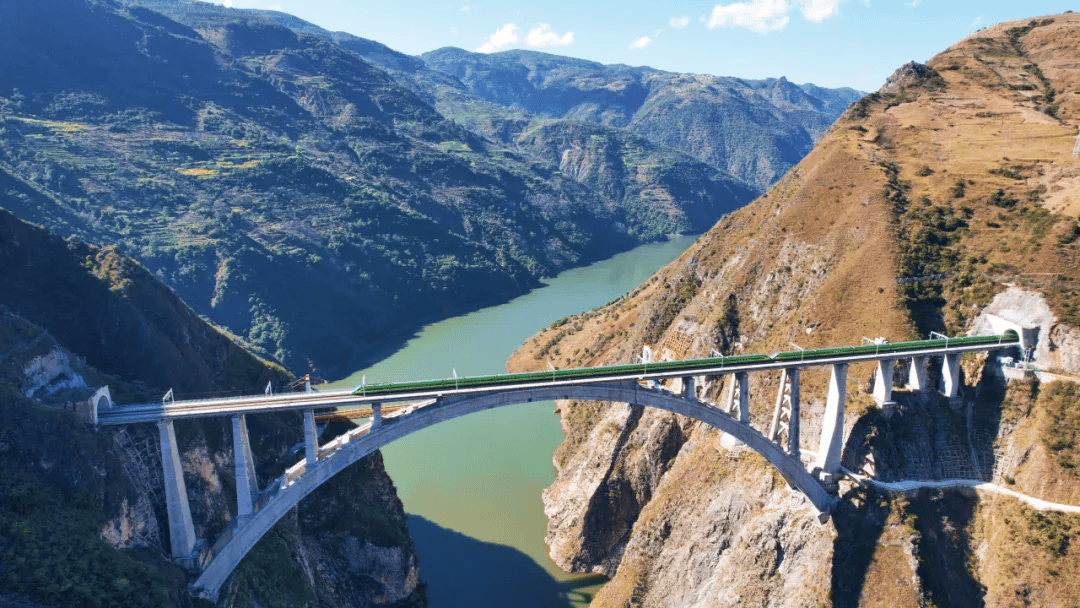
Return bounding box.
[3,1,1080,608]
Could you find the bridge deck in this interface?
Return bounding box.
[97,334,1017,425]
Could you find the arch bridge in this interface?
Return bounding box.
[95,333,1018,600]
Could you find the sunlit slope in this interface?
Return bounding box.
[508,14,1080,608]
[512,14,1080,375]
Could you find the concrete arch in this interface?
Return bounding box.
[192,381,833,599]
[88,386,113,424]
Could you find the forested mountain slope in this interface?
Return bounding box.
[0,209,424,607]
[421,48,863,191]
[0,0,752,376]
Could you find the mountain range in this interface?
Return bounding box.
[0,0,860,376]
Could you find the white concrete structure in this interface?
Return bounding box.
[94,335,1018,601]
[815,364,848,476]
[231,415,259,519]
[873,359,894,405]
[908,356,929,391]
[158,419,197,561]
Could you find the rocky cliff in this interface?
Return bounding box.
[0,210,424,607]
[510,13,1080,607]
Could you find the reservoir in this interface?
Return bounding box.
[332,235,697,607]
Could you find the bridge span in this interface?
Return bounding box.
[95,333,1018,600]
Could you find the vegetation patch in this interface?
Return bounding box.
[641,274,700,345]
[1039,381,1080,473]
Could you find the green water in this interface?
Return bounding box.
[331,235,697,607]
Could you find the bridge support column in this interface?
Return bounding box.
[815,363,848,476]
[788,369,800,459]
[682,376,696,401]
[303,409,318,468]
[232,415,259,518]
[769,369,801,459]
[941,354,961,401]
[908,356,929,391]
[721,372,749,449]
[873,359,895,405]
[158,420,197,561]
[372,403,382,429]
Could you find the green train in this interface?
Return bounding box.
[352,331,1019,397]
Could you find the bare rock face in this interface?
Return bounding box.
[544,403,687,575]
[878,61,944,95]
[295,449,424,607]
[547,421,834,608]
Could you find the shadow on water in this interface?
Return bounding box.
[408,515,599,608]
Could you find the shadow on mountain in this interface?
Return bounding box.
[831,355,1011,606]
[407,515,590,608]
[829,483,890,608]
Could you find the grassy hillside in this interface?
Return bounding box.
[509,13,1080,607]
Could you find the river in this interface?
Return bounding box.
[331,235,698,607]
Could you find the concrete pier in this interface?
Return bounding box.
[372,403,383,429]
[231,415,259,518]
[158,419,196,560]
[942,353,961,400]
[787,369,801,458]
[908,356,929,391]
[682,376,696,400]
[734,372,749,423]
[815,364,848,475]
[303,409,318,467]
[873,359,895,404]
[721,372,750,449]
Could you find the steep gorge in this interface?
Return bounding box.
[0,209,424,608]
[510,14,1080,607]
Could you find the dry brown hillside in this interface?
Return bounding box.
[510,14,1080,608]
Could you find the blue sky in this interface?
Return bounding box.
[210,0,1077,91]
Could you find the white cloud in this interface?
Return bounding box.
[476,23,518,53]
[708,0,790,33]
[798,0,839,22]
[707,0,844,33]
[460,5,470,11]
[670,16,691,28]
[526,24,574,47]
[629,36,651,49]
[223,0,233,7]
[908,0,923,6]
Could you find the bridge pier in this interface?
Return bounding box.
[158,420,197,562]
[873,359,895,405]
[908,356,929,391]
[303,409,318,467]
[721,371,749,448]
[768,368,801,458]
[815,363,848,476]
[941,353,961,401]
[682,376,696,400]
[232,415,259,518]
[372,403,383,429]
[787,369,800,458]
